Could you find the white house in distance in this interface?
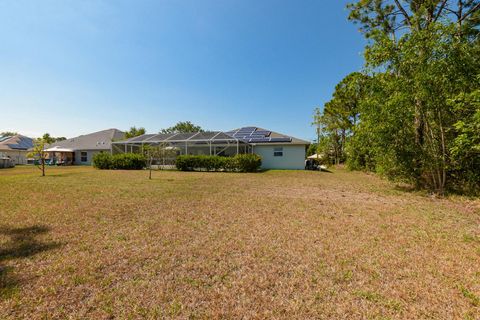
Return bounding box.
[229,127,309,170]
[46,129,125,165]
[0,134,34,165]
[112,126,310,170]
[247,132,308,170]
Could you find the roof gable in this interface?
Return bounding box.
[48,129,125,151]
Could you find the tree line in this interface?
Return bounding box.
[314,0,480,194]
[125,121,204,138]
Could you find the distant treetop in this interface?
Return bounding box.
[0,131,18,137]
[125,126,146,138]
[160,121,204,134]
[41,133,66,144]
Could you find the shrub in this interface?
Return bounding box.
[92,152,113,169]
[175,154,261,172]
[93,153,146,170]
[234,154,262,172]
[175,155,194,171]
[111,153,146,170]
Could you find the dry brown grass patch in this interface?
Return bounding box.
[0,166,479,319]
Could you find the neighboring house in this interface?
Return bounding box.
[0,135,34,165]
[46,129,125,165]
[112,126,309,170]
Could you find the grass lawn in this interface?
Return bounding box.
[0,166,479,319]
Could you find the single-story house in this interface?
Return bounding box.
[46,129,125,165]
[0,134,34,165]
[240,128,309,170]
[112,126,310,170]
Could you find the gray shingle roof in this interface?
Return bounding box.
[47,129,125,151]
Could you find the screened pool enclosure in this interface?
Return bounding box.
[112,131,252,160]
[111,127,299,167]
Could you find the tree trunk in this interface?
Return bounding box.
[414,99,425,147]
[438,109,447,195]
[149,157,152,180]
[413,98,425,187]
[316,127,321,157]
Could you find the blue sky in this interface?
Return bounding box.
[0,0,365,140]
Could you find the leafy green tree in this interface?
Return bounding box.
[143,144,177,179]
[312,108,341,165]
[306,143,317,157]
[327,72,366,129]
[143,145,160,180]
[42,133,54,144]
[160,121,204,134]
[313,73,369,165]
[41,133,67,144]
[347,0,480,37]
[449,88,480,192]
[337,0,480,193]
[125,126,146,138]
[28,138,49,176]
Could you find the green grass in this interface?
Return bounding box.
[0,166,479,319]
[461,286,480,307]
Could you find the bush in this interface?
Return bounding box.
[175,155,195,171]
[176,154,261,172]
[234,154,262,172]
[93,153,146,170]
[92,152,113,169]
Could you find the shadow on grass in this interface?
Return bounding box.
[393,184,480,198]
[42,171,83,178]
[393,184,418,193]
[258,169,333,173]
[0,225,61,299]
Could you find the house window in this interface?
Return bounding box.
[273,147,283,157]
[80,152,88,162]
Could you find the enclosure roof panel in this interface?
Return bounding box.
[112,127,309,145]
[112,131,242,144]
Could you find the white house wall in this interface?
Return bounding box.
[74,150,106,165]
[253,145,306,170]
